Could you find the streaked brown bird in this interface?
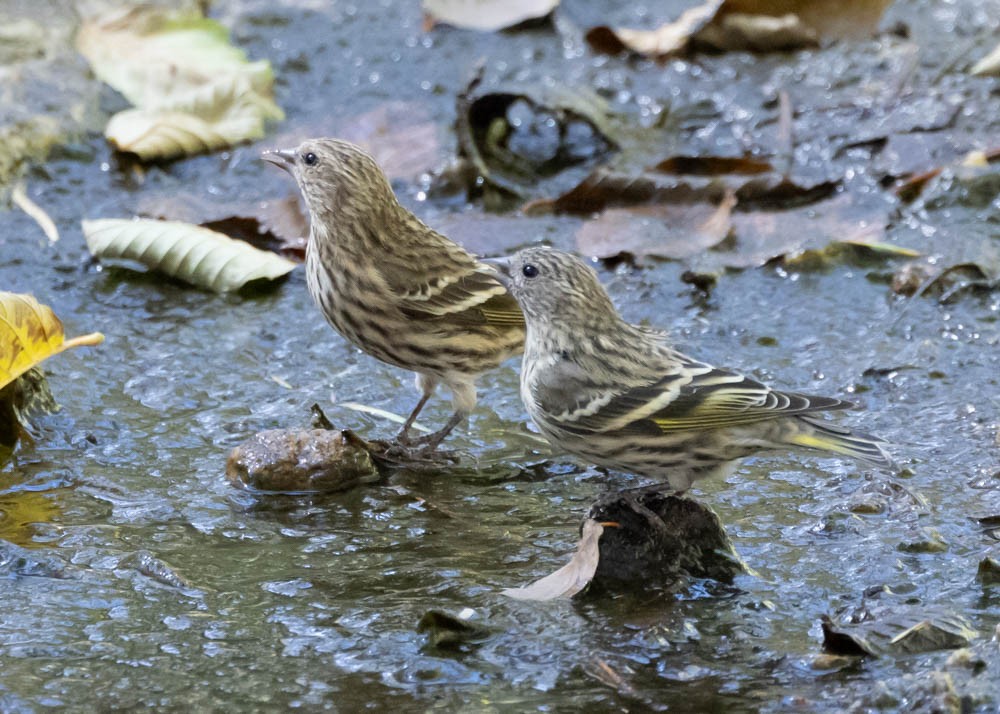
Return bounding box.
[492,246,892,494]
[263,139,524,452]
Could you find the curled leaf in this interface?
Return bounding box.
[502,519,604,600]
[586,0,893,59]
[0,292,103,390]
[104,76,283,161]
[76,5,283,160]
[971,43,1000,76]
[423,0,559,32]
[82,218,296,293]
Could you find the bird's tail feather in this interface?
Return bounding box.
[789,416,893,467]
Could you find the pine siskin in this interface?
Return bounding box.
[491,247,891,492]
[263,139,524,452]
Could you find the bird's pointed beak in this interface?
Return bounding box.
[262,148,296,173]
[481,256,512,286]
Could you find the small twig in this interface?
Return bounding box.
[776,90,794,179]
[12,182,59,243]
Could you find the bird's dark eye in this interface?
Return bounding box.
[522,264,539,278]
[303,152,318,166]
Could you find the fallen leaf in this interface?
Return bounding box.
[586,2,721,57]
[652,155,773,176]
[971,42,1000,76]
[502,519,604,600]
[137,192,308,260]
[694,11,818,52]
[716,193,891,271]
[82,218,297,293]
[524,164,836,216]
[104,76,283,161]
[336,102,444,182]
[586,0,893,59]
[76,5,283,160]
[456,68,620,202]
[423,0,559,32]
[822,594,979,657]
[523,168,725,215]
[0,293,104,391]
[576,192,736,260]
[416,610,490,648]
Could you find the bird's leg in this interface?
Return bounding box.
[396,374,438,445]
[409,410,464,453]
[396,393,431,445]
[407,379,474,453]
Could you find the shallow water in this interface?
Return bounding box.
[1,0,999,710]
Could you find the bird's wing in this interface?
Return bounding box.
[383,236,523,327]
[395,264,524,327]
[535,359,853,436]
[644,367,853,433]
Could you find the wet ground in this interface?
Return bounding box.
[1,0,999,710]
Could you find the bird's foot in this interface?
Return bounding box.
[609,482,685,537]
[378,440,459,468]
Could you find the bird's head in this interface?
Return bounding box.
[262,138,394,226]
[489,247,619,328]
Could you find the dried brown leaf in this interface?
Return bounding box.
[576,192,736,260]
[586,0,892,58]
[335,101,443,182]
[502,519,604,600]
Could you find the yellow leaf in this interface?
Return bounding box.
[0,293,104,390]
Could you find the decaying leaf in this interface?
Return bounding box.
[76,5,283,160]
[0,293,104,391]
[334,101,444,182]
[457,69,620,202]
[704,193,895,273]
[416,609,490,648]
[502,519,605,600]
[423,0,559,32]
[822,595,979,657]
[523,161,836,216]
[137,191,308,261]
[576,192,736,260]
[82,218,297,293]
[586,0,893,58]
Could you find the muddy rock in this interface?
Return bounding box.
[226,428,381,493]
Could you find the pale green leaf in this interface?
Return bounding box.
[82,219,296,293]
[105,77,283,161]
[971,43,1000,76]
[75,5,283,160]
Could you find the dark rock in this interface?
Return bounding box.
[586,491,745,590]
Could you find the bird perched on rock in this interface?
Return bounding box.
[491,247,891,493]
[263,139,524,453]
